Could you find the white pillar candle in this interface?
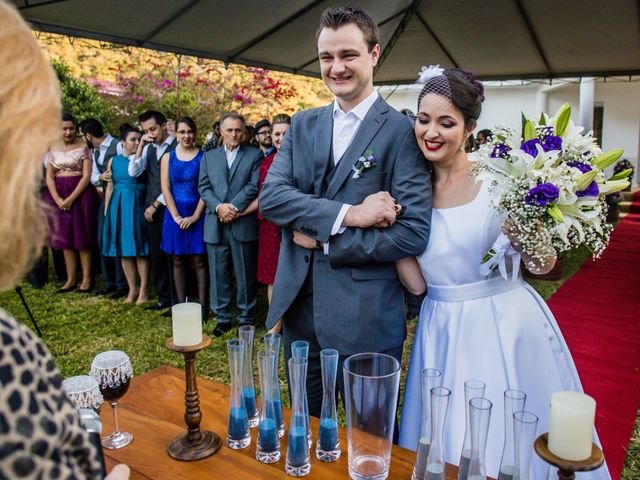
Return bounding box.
[548,391,596,460]
[172,303,202,346]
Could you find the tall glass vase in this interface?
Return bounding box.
[412,368,442,480]
[513,411,538,480]
[263,332,285,437]
[468,397,493,480]
[226,339,250,449]
[498,390,527,480]
[424,386,451,480]
[291,340,311,448]
[286,356,311,477]
[239,325,259,428]
[256,350,280,463]
[458,380,486,480]
[316,349,340,462]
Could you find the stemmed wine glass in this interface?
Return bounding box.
[63,375,104,410]
[90,350,134,449]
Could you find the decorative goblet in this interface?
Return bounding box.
[63,375,104,410]
[90,350,134,449]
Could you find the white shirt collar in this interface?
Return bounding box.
[332,89,379,120]
[224,143,239,154]
[99,134,114,150]
[160,134,175,148]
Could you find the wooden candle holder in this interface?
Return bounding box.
[165,335,221,461]
[534,433,604,480]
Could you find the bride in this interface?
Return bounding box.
[394,66,610,479]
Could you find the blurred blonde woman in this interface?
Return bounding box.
[0,2,128,478]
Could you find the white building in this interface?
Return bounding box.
[379,77,640,186]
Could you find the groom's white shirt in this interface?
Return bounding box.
[327,89,379,247]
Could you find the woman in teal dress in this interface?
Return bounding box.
[103,126,150,304]
[160,116,207,311]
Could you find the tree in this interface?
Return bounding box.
[52,59,113,127]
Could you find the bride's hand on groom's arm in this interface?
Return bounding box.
[343,192,398,229]
[293,230,319,249]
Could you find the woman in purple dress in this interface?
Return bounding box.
[44,112,99,293]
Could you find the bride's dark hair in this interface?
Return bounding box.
[418,69,484,128]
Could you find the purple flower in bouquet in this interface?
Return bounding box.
[491,143,511,159]
[567,162,599,197]
[525,183,560,207]
[568,161,592,174]
[521,138,542,157]
[542,135,562,152]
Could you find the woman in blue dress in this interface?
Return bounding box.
[160,116,207,310]
[103,125,150,304]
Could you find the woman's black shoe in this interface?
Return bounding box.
[58,285,76,293]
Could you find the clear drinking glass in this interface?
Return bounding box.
[316,348,340,462]
[343,352,401,480]
[89,350,134,449]
[286,356,311,477]
[238,325,259,428]
[498,390,527,480]
[458,380,486,480]
[412,368,442,480]
[256,350,280,463]
[291,340,312,448]
[468,397,493,480]
[63,375,104,410]
[226,339,251,449]
[513,411,538,480]
[263,332,285,437]
[424,386,451,480]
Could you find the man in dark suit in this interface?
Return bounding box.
[260,7,432,416]
[199,112,262,336]
[128,110,177,313]
[80,118,127,297]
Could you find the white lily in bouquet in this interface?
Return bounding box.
[474,103,631,278]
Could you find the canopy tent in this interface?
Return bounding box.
[12,0,640,84]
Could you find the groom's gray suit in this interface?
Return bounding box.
[260,95,431,414]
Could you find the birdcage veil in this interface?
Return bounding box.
[406,65,453,126]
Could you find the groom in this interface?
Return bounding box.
[260,6,432,416]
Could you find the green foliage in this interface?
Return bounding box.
[52,60,114,127]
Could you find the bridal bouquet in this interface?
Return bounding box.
[474,103,631,274]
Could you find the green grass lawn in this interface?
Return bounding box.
[0,247,637,478]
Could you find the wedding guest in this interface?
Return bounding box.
[199,112,262,336]
[476,128,492,145]
[160,117,207,314]
[103,125,150,304]
[204,120,222,151]
[44,113,99,293]
[242,124,254,146]
[128,110,177,313]
[117,122,134,155]
[80,117,128,297]
[253,118,274,158]
[0,3,129,478]
[240,114,291,321]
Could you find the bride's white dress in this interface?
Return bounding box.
[398,182,610,479]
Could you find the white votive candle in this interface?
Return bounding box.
[172,303,202,346]
[548,390,596,460]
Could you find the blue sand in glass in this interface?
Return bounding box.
[259,418,278,452]
[228,407,248,440]
[243,387,257,416]
[288,426,308,467]
[273,399,283,428]
[318,418,338,451]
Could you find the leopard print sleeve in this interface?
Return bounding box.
[0,308,103,479]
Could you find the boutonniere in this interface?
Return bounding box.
[351,148,377,179]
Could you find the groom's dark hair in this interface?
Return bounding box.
[316,6,379,52]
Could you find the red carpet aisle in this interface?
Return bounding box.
[548,190,640,479]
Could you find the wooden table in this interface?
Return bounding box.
[100,365,459,479]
